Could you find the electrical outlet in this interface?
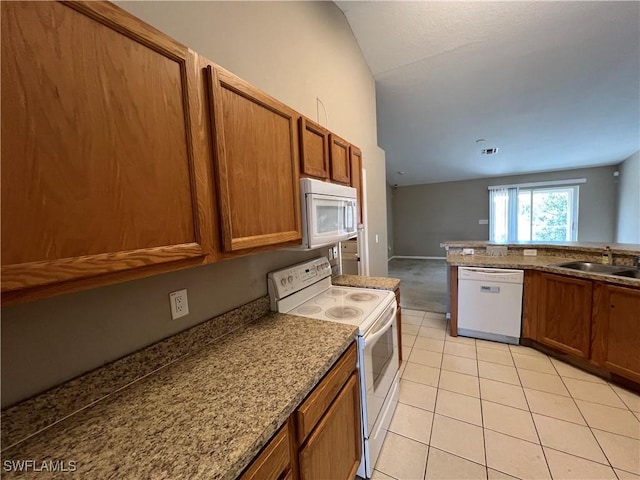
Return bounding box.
[523,249,538,256]
[462,248,474,255]
[327,247,334,260]
[169,289,189,320]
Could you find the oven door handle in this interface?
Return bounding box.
[364,303,397,347]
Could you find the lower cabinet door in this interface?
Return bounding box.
[537,273,593,358]
[592,283,640,383]
[298,374,362,480]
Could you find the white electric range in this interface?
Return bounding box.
[268,257,400,479]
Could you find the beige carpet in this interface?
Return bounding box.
[388,258,448,313]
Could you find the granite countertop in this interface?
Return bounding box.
[333,274,401,291]
[441,240,640,255]
[1,313,357,480]
[448,254,640,288]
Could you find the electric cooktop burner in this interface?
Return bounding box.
[347,292,378,302]
[327,288,349,296]
[296,306,323,315]
[326,306,364,320]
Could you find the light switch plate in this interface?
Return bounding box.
[169,289,189,319]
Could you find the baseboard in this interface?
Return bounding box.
[389,255,447,261]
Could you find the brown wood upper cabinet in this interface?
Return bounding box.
[592,283,640,383]
[349,146,364,225]
[1,1,214,305]
[535,272,593,359]
[329,134,351,185]
[299,117,330,180]
[206,64,302,252]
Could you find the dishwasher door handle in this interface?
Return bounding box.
[480,286,500,293]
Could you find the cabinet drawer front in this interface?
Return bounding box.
[299,374,362,480]
[241,423,291,480]
[296,343,357,444]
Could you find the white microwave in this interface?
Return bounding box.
[300,178,358,249]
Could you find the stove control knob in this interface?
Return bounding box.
[280,278,286,286]
[288,275,293,284]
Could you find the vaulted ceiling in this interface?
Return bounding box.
[336,1,640,186]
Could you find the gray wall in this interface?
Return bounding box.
[616,151,640,243]
[1,1,386,407]
[393,165,618,257]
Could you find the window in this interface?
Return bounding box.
[489,179,584,243]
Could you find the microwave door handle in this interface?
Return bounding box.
[364,304,397,347]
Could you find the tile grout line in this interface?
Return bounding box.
[552,360,620,475]
[473,337,491,480]
[423,313,445,480]
[510,343,554,480]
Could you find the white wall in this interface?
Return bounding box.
[1,1,387,407]
[616,150,640,243]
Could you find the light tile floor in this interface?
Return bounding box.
[374,308,640,480]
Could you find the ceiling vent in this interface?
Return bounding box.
[482,147,499,155]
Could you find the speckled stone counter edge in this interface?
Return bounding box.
[332,274,401,291]
[1,314,358,480]
[441,240,640,256]
[1,296,271,451]
[447,254,640,288]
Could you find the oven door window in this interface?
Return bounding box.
[371,327,394,390]
[364,305,399,432]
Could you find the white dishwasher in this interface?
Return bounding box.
[457,267,524,344]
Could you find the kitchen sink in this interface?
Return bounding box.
[613,269,640,279]
[553,261,640,279]
[552,262,630,274]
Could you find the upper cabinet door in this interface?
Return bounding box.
[299,117,330,180]
[329,134,351,185]
[207,65,301,252]
[349,146,364,225]
[1,1,213,303]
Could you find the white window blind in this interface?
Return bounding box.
[489,179,583,243]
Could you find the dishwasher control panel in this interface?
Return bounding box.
[458,267,524,284]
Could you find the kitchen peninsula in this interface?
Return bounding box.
[443,241,640,388]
